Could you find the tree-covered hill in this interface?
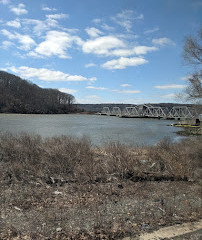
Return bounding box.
[0,71,76,114]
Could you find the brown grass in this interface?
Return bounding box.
[0,133,201,239]
[1,133,201,184]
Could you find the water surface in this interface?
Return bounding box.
[0,114,183,146]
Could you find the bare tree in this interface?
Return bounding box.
[183,28,202,103]
[183,28,202,65]
[185,72,202,101]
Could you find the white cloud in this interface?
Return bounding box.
[27,51,45,58]
[17,34,36,50]
[144,27,159,34]
[111,10,133,32]
[111,10,143,32]
[111,49,133,57]
[0,0,9,4]
[1,40,14,49]
[33,31,83,58]
[89,77,97,82]
[8,66,95,82]
[1,29,36,50]
[159,93,176,98]
[10,3,28,15]
[1,29,15,39]
[42,6,57,11]
[152,37,174,46]
[22,19,46,35]
[66,75,87,81]
[116,33,139,40]
[92,18,102,24]
[59,88,77,94]
[82,35,157,58]
[6,19,21,28]
[112,46,158,57]
[85,27,103,38]
[136,14,144,20]
[154,84,186,89]
[113,89,141,94]
[102,57,148,70]
[101,23,115,32]
[46,13,69,20]
[91,16,114,32]
[22,18,56,36]
[22,14,69,36]
[85,63,96,68]
[82,36,125,56]
[46,14,68,29]
[120,84,131,87]
[86,86,108,90]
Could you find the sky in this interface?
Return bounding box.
[0,0,201,104]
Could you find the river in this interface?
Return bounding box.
[0,114,184,146]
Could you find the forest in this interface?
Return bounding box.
[0,71,76,114]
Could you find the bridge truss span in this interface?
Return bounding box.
[168,106,197,119]
[123,106,140,117]
[101,107,111,116]
[111,107,122,116]
[144,106,169,118]
[101,105,198,119]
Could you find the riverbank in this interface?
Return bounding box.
[171,118,202,136]
[177,127,202,136]
[0,133,201,239]
[172,124,202,136]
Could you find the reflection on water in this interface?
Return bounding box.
[0,114,184,146]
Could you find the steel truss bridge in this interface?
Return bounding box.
[101,105,198,119]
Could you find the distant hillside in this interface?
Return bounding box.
[0,71,76,114]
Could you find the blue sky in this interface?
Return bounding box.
[0,0,201,104]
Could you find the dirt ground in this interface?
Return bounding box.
[0,180,201,239]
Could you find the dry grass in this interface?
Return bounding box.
[1,133,201,184]
[0,133,201,239]
[148,137,202,181]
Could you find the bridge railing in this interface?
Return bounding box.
[101,105,198,119]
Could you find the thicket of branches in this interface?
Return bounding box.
[0,71,77,114]
[183,28,202,102]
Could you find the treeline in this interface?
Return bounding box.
[0,71,77,114]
